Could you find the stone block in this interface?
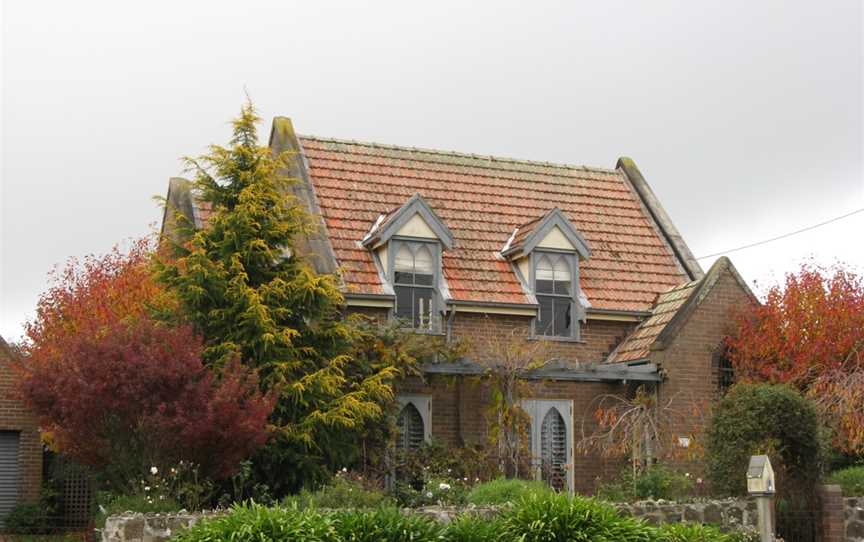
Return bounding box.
[703,503,722,524]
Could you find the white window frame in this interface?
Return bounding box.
[396,394,432,444]
[521,399,574,494]
[389,238,443,333]
[530,250,582,340]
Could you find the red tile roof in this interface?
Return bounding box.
[298,136,691,311]
[607,280,699,362]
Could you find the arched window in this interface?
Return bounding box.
[535,253,573,337]
[715,347,735,394]
[393,242,436,329]
[395,403,425,451]
[540,407,567,491]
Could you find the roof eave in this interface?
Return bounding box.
[617,157,703,280]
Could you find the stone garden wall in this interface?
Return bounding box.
[615,498,758,531]
[100,500,756,542]
[101,511,225,542]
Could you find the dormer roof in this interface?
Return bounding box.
[361,193,455,250]
[501,207,590,260]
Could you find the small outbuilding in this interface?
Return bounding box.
[0,336,42,527]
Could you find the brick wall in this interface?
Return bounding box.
[347,306,636,365]
[0,357,42,503]
[348,270,750,494]
[451,312,634,364]
[651,267,753,475]
[817,484,844,542]
[396,373,626,494]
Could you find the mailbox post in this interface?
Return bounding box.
[747,455,776,542]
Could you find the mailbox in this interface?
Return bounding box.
[747,455,775,495]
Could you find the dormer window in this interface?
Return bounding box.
[394,242,436,329]
[362,193,455,333]
[535,253,576,337]
[501,208,591,341]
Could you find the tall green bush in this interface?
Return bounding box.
[442,514,510,542]
[156,103,416,493]
[705,383,822,496]
[332,507,442,542]
[501,492,656,542]
[656,522,745,542]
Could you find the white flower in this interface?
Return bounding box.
[684,472,691,478]
[697,478,703,484]
[438,483,450,490]
[426,492,433,498]
[150,466,158,475]
[342,467,348,472]
[144,486,151,492]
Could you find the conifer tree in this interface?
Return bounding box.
[157,102,407,492]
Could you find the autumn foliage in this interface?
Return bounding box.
[16,239,274,488]
[726,262,864,453]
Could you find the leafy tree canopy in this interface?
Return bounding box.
[16,240,272,490]
[705,383,821,497]
[727,262,864,453]
[156,102,414,492]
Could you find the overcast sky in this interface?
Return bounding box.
[1,0,862,342]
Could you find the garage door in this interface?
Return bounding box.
[0,431,20,528]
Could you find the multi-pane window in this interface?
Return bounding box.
[394,242,436,330]
[535,254,574,337]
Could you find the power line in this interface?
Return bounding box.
[695,208,864,260]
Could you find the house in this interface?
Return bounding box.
[162,117,755,494]
[0,336,42,527]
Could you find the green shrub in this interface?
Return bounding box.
[655,522,736,542]
[634,466,694,501]
[465,477,552,505]
[2,503,45,534]
[287,476,393,509]
[502,492,655,542]
[332,507,442,542]
[597,466,695,502]
[826,465,864,496]
[706,383,822,496]
[95,491,182,527]
[442,513,511,542]
[390,477,470,507]
[173,502,337,542]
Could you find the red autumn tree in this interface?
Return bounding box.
[726,262,864,452]
[16,239,274,489]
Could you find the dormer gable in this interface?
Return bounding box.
[502,208,591,340]
[501,208,590,261]
[361,193,453,332]
[362,193,454,250]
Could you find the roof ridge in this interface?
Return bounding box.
[298,134,620,175]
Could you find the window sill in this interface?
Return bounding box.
[402,328,446,337]
[529,335,586,344]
